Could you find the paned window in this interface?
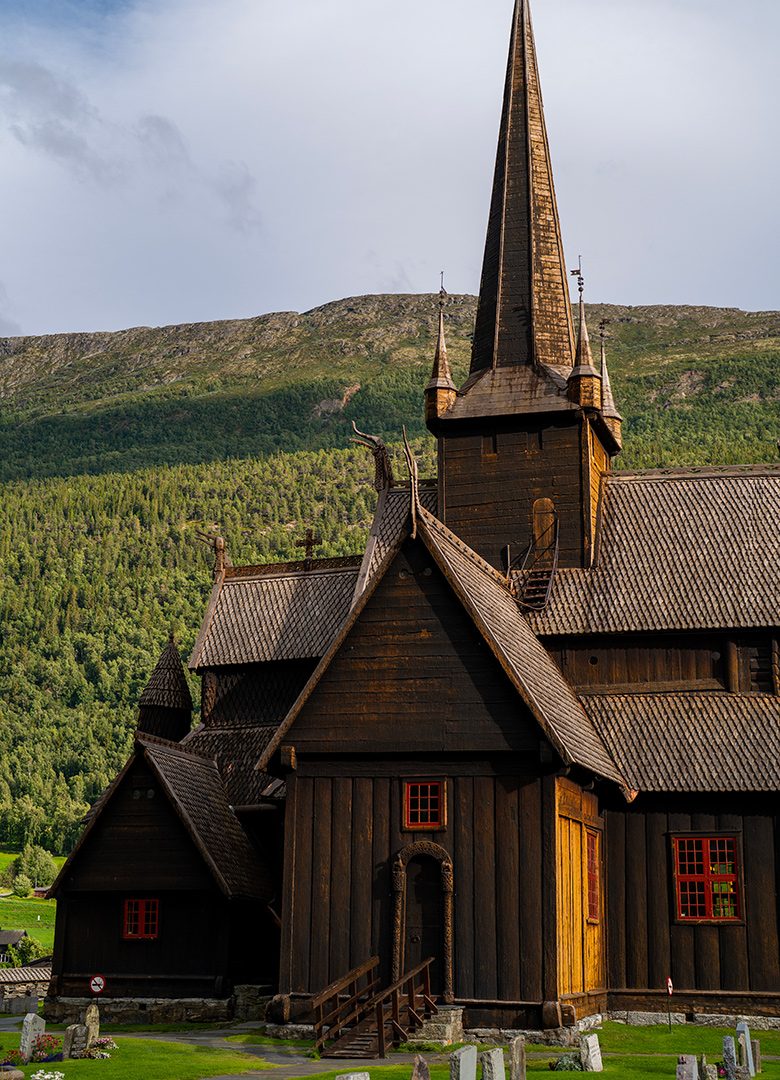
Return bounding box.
[586,830,600,921]
[404,781,444,830]
[123,898,159,940]
[673,836,740,922]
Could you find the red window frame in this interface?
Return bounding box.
[586,830,600,922]
[672,836,741,923]
[123,898,160,940]
[403,780,445,830]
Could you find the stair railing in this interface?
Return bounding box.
[312,955,381,1054]
[512,513,560,611]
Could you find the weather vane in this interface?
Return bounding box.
[439,270,447,307]
[570,255,585,298]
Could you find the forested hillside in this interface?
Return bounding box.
[0,295,778,852]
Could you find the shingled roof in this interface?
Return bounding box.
[139,636,192,711]
[523,466,780,635]
[583,693,780,793]
[352,482,437,601]
[190,558,362,669]
[183,724,280,806]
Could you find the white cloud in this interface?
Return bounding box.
[0,0,777,333]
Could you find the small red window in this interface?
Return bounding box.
[123,898,159,940]
[673,837,740,922]
[404,781,444,830]
[586,831,600,921]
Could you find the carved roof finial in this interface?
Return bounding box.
[402,426,420,540]
[426,276,456,395]
[196,530,231,581]
[351,421,396,491]
[569,258,599,377]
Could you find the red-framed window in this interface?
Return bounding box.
[404,781,445,830]
[586,830,600,922]
[123,898,160,940]
[672,836,741,922]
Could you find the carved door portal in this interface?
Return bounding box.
[404,856,442,992]
[392,840,454,1002]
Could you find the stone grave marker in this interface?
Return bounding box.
[751,1040,761,1074]
[335,1074,370,1080]
[450,1045,477,1080]
[84,1001,100,1049]
[411,1055,431,1080]
[579,1033,603,1072]
[19,1012,45,1063]
[736,1023,755,1077]
[64,1023,88,1059]
[480,1047,506,1080]
[724,1037,738,1080]
[676,1054,698,1080]
[703,1067,718,1080]
[734,1069,751,1080]
[509,1035,526,1080]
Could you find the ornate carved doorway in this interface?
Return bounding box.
[392,841,454,1001]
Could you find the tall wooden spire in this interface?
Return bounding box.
[470,0,575,376]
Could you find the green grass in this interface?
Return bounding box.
[0,847,66,878]
[596,1020,780,1057]
[226,1029,316,1048]
[0,1034,272,1078]
[0,895,57,950]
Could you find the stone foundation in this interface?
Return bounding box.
[44,996,234,1025]
[233,986,273,1022]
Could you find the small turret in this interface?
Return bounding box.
[137,634,193,743]
[425,287,457,426]
[567,262,601,409]
[599,322,623,451]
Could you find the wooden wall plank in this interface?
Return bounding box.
[350,778,373,969]
[495,777,521,1000]
[372,778,391,985]
[329,778,352,980]
[625,813,648,988]
[309,778,332,989]
[454,776,475,999]
[519,778,543,1001]
[473,778,497,999]
[668,812,695,989]
[645,811,671,990]
[743,815,780,991]
[605,810,626,988]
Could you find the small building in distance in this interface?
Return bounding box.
[47,0,779,1036]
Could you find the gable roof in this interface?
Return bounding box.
[49,737,273,901]
[523,466,780,635]
[182,724,281,806]
[260,501,626,791]
[583,693,780,793]
[190,558,361,669]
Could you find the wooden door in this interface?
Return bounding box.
[405,856,442,991]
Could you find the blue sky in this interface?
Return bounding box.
[0,0,778,335]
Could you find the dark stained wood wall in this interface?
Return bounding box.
[64,765,213,893]
[279,765,546,1005]
[439,419,589,569]
[605,797,780,995]
[286,541,541,756]
[547,635,727,692]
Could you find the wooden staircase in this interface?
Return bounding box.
[312,956,438,1059]
[513,511,560,611]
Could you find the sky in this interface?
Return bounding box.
[0,0,777,336]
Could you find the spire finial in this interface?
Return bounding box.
[425,276,456,422]
[570,255,585,300]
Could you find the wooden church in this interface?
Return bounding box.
[48,0,780,1036]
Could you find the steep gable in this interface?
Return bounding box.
[272,537,541,756]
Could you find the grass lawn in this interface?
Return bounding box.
[0,1034,272,1079]
[0,895,57,950]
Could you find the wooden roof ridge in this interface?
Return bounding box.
[225,555,363,580]
[415,507,628,792]
[469,0,575,377]
[611,463,780,482]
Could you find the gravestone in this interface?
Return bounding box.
[736,1023,755,1077]
[724,1037,738,1080]
[734,1070,751,1080]
[335,1074,370,1080]
[19,1012,44,1063]
[751,1040,761,1075]
[64,1023,88,1059]
[84,1001,100,1048]
[480,1047,506,1080]
[579,1033,603,1072]
[411,1055,431,1080]
[676,1054,698,1080]
[450,1045,477,1080]
[703,1067,718,1080]
[509,1035,526,1080]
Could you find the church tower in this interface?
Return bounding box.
[426,0,621,570]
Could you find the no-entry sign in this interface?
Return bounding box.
[89,974,106,995]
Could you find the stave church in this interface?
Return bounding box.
[48,0,780,1040]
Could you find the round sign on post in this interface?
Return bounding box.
[89,974,106,995]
